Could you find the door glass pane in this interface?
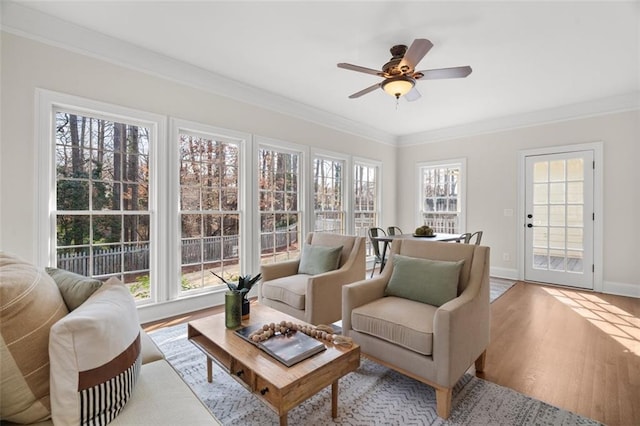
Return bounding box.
[549,205,565,227]
[549,227,565,249]
[567,205,583,227]
[566,250,584,272]
[533,184,548,204]
[549,160,565,182]
[567,228,583,250]
[533,205,548,226]
[549,249,566,271]
[533,227,548,248]
[549,183,565,204]
[567,182,583,203]
[533,162,548,182]
[567,158,584,180]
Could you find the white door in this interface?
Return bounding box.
[524,151,594,289]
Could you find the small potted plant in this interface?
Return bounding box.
[211,271,262,319]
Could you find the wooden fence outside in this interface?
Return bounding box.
[57,227,298,276]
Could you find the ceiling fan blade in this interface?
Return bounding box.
[404,87,422,102]
[337,63,385,77]
[399,39,433,71]
[415,66,472,80]
[348,82,382,99]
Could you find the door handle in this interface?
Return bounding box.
[527,223,533,228]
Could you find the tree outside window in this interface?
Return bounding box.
[313,157,345,234]
[55,111,151,300]
[179,133,240,291]
[259,148,301,264]
[354,162,379,256]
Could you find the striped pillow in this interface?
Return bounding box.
[0,252,69,423]
[49,277,141,426]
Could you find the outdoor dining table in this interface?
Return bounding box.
[372,233,464,272]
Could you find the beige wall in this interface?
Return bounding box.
[0,32,396,262]
[397,110,640,294]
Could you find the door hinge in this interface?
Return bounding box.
[593,160,595,170]
[592,212,595,221]
[592,264,595,273]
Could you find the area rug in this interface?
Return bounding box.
[490,279,516,303]
[149,324,600,425]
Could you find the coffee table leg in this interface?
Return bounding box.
[279,414,287,426]
[207,357,213,383]
[331,380,338,418]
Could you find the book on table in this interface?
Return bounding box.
[235,324,326,367]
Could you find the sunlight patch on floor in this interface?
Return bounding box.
[542,287,640,356]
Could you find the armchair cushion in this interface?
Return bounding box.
[260,274,310,310]
[351,296,438,356]
[297,244,342,275]
[384,255,463,307]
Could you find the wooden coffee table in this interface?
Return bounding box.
[187,304,360,426]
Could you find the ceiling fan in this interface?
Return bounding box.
[337,38,472,101]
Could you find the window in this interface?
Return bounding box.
[417,159,465,233]
[258,146,302,264]
[353,161,380,256]
[39,91,385,315]
[53,110,153,300]
[313,156,345,233]
[178,131,241,291]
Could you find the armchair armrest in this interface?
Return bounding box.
[304,261,364,325]
[432,249,490,387]
[341,276,388,334]
[260,259,300,281]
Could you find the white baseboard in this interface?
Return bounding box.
[602,280,640,298]
[490,267,519,280]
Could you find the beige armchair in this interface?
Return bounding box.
[342,239,490,419]
[259,232,366,325]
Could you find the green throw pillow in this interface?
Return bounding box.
[46,267,103,311]
[384,254,464,307]
[298,244,343,275]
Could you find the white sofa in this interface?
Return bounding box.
[0,252,219,426]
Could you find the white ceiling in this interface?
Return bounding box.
[4,1,640,143]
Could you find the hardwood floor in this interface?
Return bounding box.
[142,283,640,425]
[479,281,640,426]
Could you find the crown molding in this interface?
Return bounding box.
[0,1,397,146]
[397,91,640,146]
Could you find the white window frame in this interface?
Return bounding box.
[36,89,165,305]
[169,119,252,299]
[310,149,349,234]
[255,136,307,265]
[415,158,467,234]
[353,157,382,254]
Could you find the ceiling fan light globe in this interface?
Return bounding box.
[382,76,415,99]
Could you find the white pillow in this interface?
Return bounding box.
[49,277,141,426]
